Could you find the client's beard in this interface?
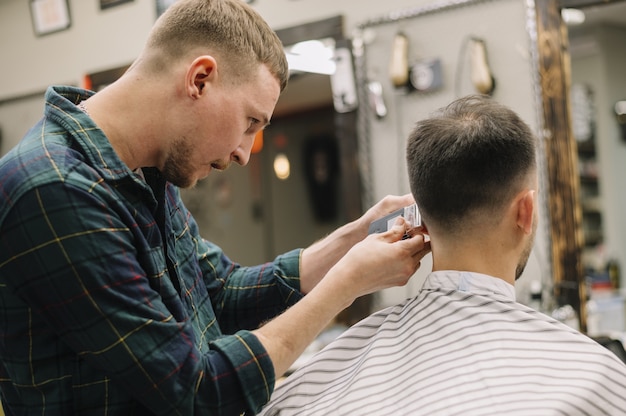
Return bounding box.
[515,218,537,281]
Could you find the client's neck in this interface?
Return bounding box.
[430,237,518,285]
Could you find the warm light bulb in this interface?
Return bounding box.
[274,153,290,180]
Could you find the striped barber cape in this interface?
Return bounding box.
[260,271,626,416]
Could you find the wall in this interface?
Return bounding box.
[0,0,433,104]
[0,0,154,155]
[253,0,433,35]
[0,0,153,102]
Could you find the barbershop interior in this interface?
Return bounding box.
[2,0,626,409]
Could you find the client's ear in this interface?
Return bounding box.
[516,190,536,235]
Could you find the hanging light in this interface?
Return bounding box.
[273,153,291,180]
[285,39,337,75]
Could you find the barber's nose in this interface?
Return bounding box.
[232,146,250,166]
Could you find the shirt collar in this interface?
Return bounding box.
[45,85,138,184]
[423,270,516,301]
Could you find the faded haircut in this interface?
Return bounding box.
[406,94,537,233]
[145,0,288,91]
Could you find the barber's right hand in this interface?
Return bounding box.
[253,218,430,378]
[324,217,431,306]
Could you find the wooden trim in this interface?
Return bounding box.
[535,0,587,331]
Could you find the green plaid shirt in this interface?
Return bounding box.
[0,86,303,415]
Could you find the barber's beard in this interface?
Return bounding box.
[162,137,196,189]
[515,246,531,281]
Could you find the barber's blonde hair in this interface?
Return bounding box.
[145,0,288,91]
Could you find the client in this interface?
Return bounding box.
[259,95,626,416]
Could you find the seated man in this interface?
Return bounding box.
[260,95,626,416]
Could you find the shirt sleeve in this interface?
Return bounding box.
[165,181,304,336]
[196,233,303,334]
[0,177,295,414]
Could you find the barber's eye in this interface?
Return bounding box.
[247,118,260,132]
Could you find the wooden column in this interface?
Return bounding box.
[535,0,587,331]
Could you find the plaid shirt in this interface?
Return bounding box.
[0,86,303,415]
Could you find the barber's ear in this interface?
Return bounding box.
[186,55,217,99]
[516,190,536,235]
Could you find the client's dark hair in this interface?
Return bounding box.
[406,94,537,233]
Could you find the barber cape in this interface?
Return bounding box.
[260,271,626,416]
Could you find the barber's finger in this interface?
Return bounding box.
[399,233,430,258]
[384,216,409,241]
[413,240,431,259]
[404,226,425,239]
[374,194,415,216]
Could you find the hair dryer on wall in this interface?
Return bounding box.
[469,37,496,95]
[389,32,410,88]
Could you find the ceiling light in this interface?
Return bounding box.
[285,39,337,75]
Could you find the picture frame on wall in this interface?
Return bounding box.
[100,0,134,10]
[29,0,71,37]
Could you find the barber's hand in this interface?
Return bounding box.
[299,193,420,295]
[356,194,416,239]
[257,216,430,377]
[326,216,431,304]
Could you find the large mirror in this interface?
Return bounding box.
[563,0,626,336]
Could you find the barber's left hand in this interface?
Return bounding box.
[355,194,416,239]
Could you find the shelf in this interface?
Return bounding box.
[572,83,602,266]
[581,197,602,213]
[580,175,599,184]
[584,231,603,247]
[576,139,596,155]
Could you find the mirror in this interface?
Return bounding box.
[565,0,626,336]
